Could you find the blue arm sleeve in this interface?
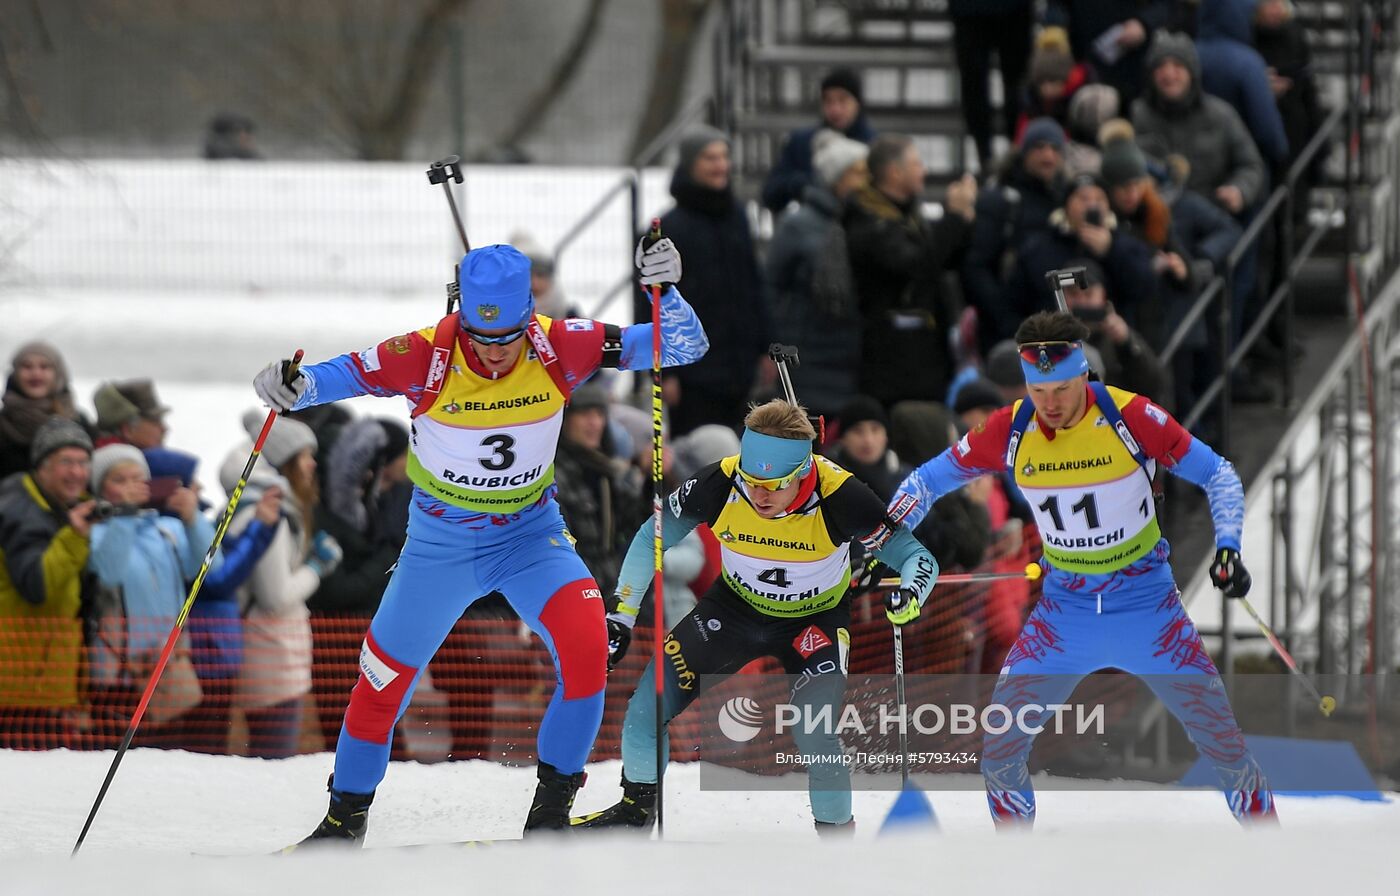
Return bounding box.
[88,517,139,585]
[179,514,218,579]
[891,449,985,531]
[1168,438,1244,551]
[611,510,701,621]
[201,519,276,594]
[871,527,939,608]
[290,354,393,410]
[618,286,710,371]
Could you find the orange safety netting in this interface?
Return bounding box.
[0,537,1039,760]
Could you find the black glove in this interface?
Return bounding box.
[884,588,921,626]
[606,616,632,671]
[848,554,884,596]
[1210,548,1252,598]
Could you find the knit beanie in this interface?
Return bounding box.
[30,417,94,467]
[1020,117,1066,151]
[811,129,869,188]
[952,378,1005,416]
[1029,26,1074,86]
[91,443,149,493]
[819,67,863,104]
[838,394,889,432]
[242,409,317,470]
[1100,137,1148,188]
[9,341,70,396]
[676,125,731,177]
[1067,85,1121,144]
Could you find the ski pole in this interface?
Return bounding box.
[644,218,667,837]
[72,351,304,856]
[875,563,1043,589]
[892,625,910,788]
[1237,596,1337,717]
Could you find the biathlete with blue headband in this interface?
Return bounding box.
[889,310,1275,827]
[252,238,709,845]
[570,399,939,835]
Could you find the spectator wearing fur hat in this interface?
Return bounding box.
[949,0,1035,171]
[1013,27,1096,149]
[762,67,877,214]
[0,417,95,746]
[0,342,93,483]
[93,378,205,518]
[963,117,1069,353]
[658,126,773,435]
[85,443,216,746]
[1003,170,1158,337]
[221,411,342,758]
[766,129,870,420]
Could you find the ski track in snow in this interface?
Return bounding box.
[0,749,1393,895]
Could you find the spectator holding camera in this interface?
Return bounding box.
[86,444,215,746]
[224,411,342,758]
[0,418,95,747]
[93,379,203,516]
[1004,171,1157,330]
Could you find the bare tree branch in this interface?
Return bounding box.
[488,0,610,155]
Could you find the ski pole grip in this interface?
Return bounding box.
[643,217,662,251]
[283,349,305,388]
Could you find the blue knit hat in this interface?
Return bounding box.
[458,245,534,332]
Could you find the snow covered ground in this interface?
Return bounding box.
[0,748,1393,895]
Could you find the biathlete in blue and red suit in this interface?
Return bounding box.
[252,239,708,845]
[890,310,1276,828]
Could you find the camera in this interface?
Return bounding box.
[90,500,143,523]
[1084,207,1104,227]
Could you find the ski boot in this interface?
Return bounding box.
[291,776,375,850]
[523,762,587,835]
[814,818,856,838]
[570,776,657,831]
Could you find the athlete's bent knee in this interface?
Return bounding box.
[539,578,608,699]
[344,631,417,744]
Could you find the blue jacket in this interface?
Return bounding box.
[187,518,276,680]
[88,511,215,686]
[1196,0,1289,167]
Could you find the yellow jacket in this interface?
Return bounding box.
[0,474,90,708]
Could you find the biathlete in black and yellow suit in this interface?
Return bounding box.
[571,399,938,834]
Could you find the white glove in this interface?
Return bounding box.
[253,360,308,412]
[635,236,682,287]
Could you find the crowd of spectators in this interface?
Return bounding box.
[0,1,1330,757]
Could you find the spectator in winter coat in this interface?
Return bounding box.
[886,401,991,572]
[826,395,909,502]
[1004,171,1158,333]
[1098,121,1197,347]
[656,127,773,435]
[183,485,281,753]
[1254,0,1327,209]
[225,411,342,758]
[1044,0,1174,106]
[1061,258,1173,407]
[963,117,1069,350]
[553,385,647,599]
[85,444,216,747]
[765,129,870,420]
[0,342,92,483]
[846,135,976,408]
[1012,27,1091,147]
[1132,31,1267,217]
[0,418,94,748]
[93,379,203,516]
[762,68,877,214]
[1063,83,1121,176]
[1196,0,1290,172]
[307,417,410,752]
[950,0,1035,171]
